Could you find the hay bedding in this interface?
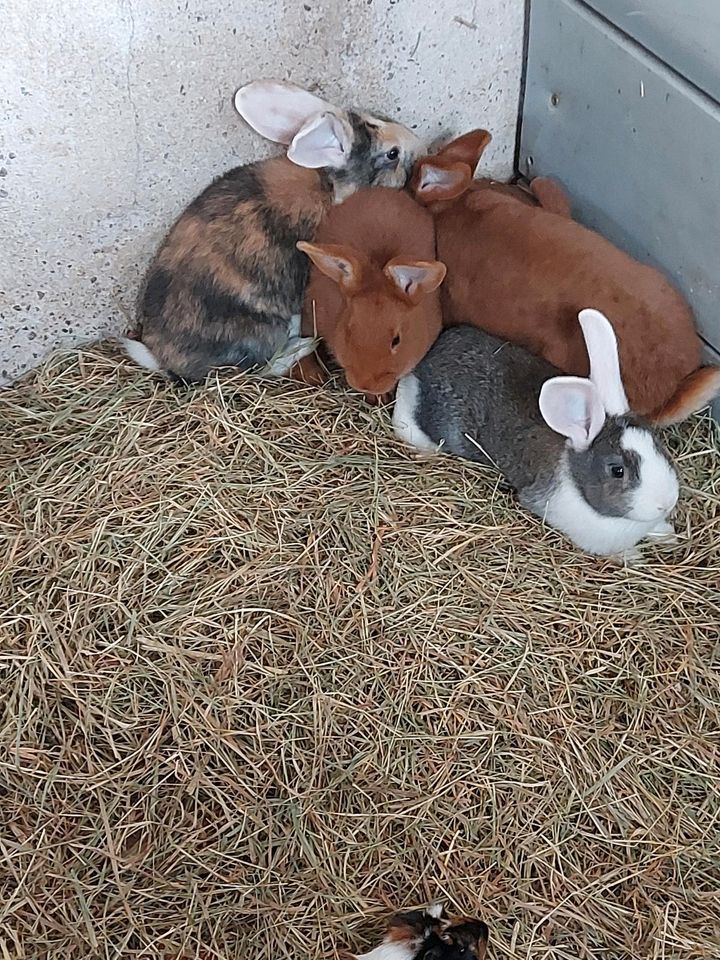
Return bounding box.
[1,344,719,960]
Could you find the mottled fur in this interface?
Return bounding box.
[357,908,487,960]
[135,106,419,382]
[139,159,321,381]
[414,921,489,960]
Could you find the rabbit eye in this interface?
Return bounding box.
[391,334,401,348]
[611,464,625,479]
[386,147,400,161]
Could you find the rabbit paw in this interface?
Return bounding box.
[290,352,329,387]
[364,391,394,407]
[608,545,644,566]
[646,520,679,545]
[265,336,318,377]
[287,314,302,338]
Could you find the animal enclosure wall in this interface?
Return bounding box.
[519,0,720,366]
[0,0,524,385]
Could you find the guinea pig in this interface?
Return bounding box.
[354,905,489,960]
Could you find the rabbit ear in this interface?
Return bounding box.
[412,161,471,203]
[287,112,352,169]
[578,308,630,416]
[384,258,446,304]
[297,241,364,293]
[433,129,492,169]
[234,80,337,145]
[539,376,606,451]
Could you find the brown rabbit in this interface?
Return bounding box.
[124,81,421,383]
[295,187,445,399]
[409,129,720,424]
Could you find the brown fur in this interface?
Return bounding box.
[296,188,445,398]
[262,160,330,222]
[410,130,719,421]
[471,178,540,209]
[529,176,573,217]
[652,365,720,425]
[363,912,488,960]
[385,923,416,943]
[135,99,421,383]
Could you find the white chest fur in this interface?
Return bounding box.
[535,463,661,556]
[356,943,417,960]
[392,374,438,453]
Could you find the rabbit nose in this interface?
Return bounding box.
[348,372,394,395]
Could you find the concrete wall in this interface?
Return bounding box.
[0,0,524,384]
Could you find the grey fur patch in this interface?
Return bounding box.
[567,416,643,517]
[328,112,414,196]
[412,326,566,494]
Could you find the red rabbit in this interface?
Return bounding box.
[295,187,446,401]
[409,129,720,424]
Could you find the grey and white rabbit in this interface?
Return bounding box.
[354,905,488,960]
[392,309,679,560]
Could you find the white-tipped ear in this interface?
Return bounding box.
[539,376,606,451]
[578,308,630,416]
[234,80,336,145]
[287,112,351,169]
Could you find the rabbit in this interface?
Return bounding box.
[393,309,680,561]
[294,187,445,400]
[123,80,422,383]
[409,130,720,425]
[354,904,489,960]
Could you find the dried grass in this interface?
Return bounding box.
[1,344,719,960]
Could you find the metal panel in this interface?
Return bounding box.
[519,0,720,358]
[585,0,720,104]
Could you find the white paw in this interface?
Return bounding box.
[609,545,644,566]
[410,447,440,461]
[287,314,302,338]
[646,520,679,546]
[265,336,318,377]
